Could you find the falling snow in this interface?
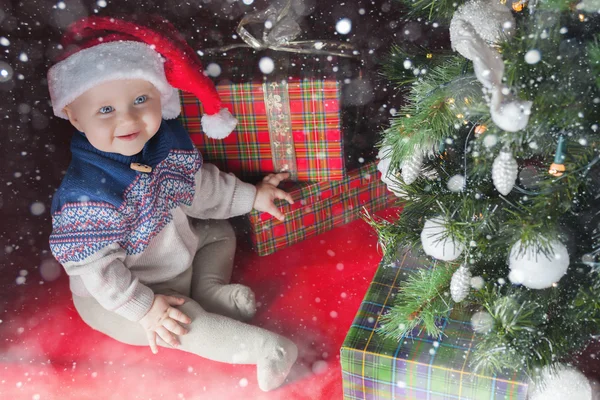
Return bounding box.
[335,18,352,35]
[258,57,275,74]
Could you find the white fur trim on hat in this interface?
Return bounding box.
[201,108,238,139]
[48,41,181,120]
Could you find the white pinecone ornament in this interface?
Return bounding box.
[492,150,518,196]
[401,151,424,185]
[450,265,472,302]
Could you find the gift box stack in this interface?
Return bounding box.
[340,251,529,400]
[178,59,395,255]
[178,21,397,255]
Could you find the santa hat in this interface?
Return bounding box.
[47,16,236,139]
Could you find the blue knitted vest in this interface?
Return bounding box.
[50,119,202,264]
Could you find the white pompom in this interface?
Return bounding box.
[421,216,464,261]
[201,108,238,139]
[528,365,592,400]
[492,150,518,196]
[449,0,515,60]
[471,311,494,334]
[508,239,570,289]
[490,91,533,133]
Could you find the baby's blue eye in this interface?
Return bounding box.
[99,106,114,114]
[134,95,147,105]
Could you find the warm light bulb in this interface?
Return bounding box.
[512,0,526,12]
[548,163,565,177]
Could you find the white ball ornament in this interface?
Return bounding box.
[528,365,594,400]
[449,0,515,60]
[508,239,570,289]
[421,216,464,261]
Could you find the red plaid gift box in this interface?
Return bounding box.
[179,78,345,182]
[245,161,396,256]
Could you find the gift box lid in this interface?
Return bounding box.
[341,252,529,400]
[181,77,348,182]
[248,162,379,224]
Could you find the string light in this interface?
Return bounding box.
[475,125,487,135]
[426,53,433,59]
[549,136,566,177]
[511,0,527,12]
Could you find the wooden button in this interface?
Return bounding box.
[130,163,152,173]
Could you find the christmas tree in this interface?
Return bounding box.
[371,0,600,381]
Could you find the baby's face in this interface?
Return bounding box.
[63,79,163,156]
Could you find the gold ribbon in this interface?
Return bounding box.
[263,80,298,180]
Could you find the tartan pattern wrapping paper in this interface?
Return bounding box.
[178,78,345,182]
[246,162,396,256]
[340,252,529,400]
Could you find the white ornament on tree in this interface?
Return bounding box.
[449,0,515,60]
[528,364,598,400]
[508,239,570,289]
[401,150,424,185]
[492,149,518,196]
[377,146,408,198]
[450,265,472,302]
[421,216,465,261]
[450,6,532,132]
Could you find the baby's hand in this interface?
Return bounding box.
[138,294,191,354]
[253,172,295,221]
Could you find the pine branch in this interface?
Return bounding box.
[396,0,466,21]
[378,261,457,339]
[383,44,456,87]
[381,57,479,170]
[589,35,600,88]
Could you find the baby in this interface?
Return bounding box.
[48,16,298,391]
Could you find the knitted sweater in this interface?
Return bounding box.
[49,119,257,322]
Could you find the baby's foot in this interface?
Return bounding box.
[257,337,298,392]
[198,284,256,321]
[228,284,256,321]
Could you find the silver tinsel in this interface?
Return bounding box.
[401,150,424,185]
[492,150,518,196]
[450,265,472,302]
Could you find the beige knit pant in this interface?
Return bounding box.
[71,219,297,390]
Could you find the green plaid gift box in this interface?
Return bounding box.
[341,252,529,400]
[246,161,396,256]
[179,78,345,182]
